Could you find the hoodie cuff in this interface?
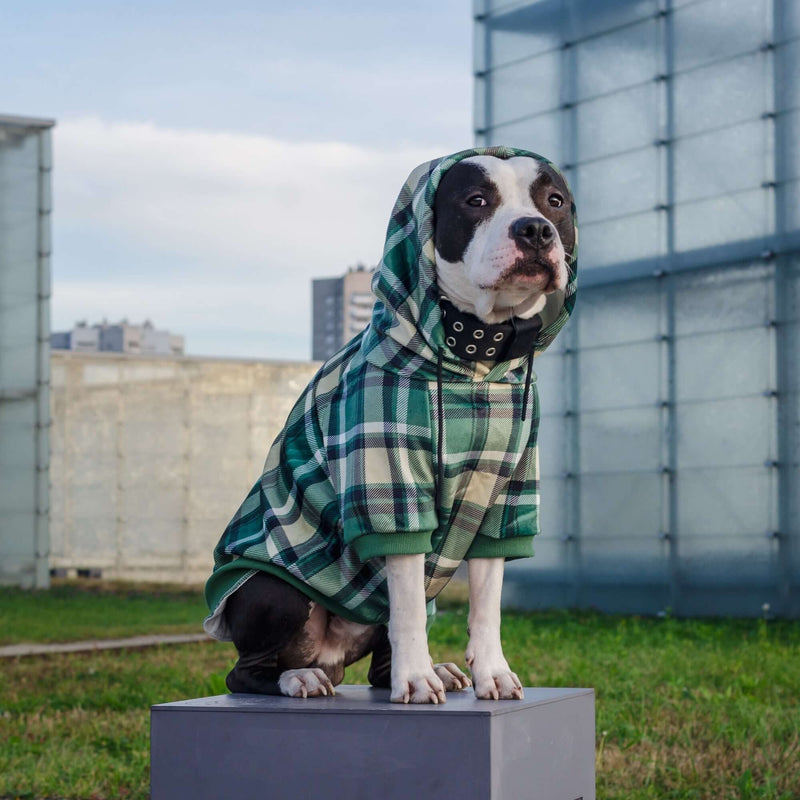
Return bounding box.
[352,532,433,561]
[465,534,535,560]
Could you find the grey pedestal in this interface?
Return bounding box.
[151,686,595,800]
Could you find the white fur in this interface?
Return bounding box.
[385,554,516,704]
[278,667,336,698]
[436,155,569,324]
[385,553,447,703]
[465,558,523,700]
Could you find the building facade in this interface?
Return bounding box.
[311,265,374,361]
[0,114,54,589]
[51,319,185,356]
[475,0,799,616]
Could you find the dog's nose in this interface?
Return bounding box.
[510,217,555,251]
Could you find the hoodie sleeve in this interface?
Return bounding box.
[465,434,539,560]
[333,366,438,561]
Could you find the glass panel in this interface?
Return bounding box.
[474,76,487,130]
[673,52,769,137]
[538,476,568,539]
[534,350,567,415]
[0,342,37,391]
[537,416,568,477]
[674,188,771,252]
[569,0,658,40]
[676,396,773,469]
[678,534,777,584]
[577,279,661,347]
[675,327,771,402]
[486,1,564,68]
[673,0,769,72]
[579,209,664,268]
[784,179,800,234]
[579,536,669,581]
[782,110,800,182]
[507,534,567,572]
[576,83,659,162]
[576,148,660,223]
[490,110,566,165]
[674,121,769,205]
[0,134,39,324]
[677,467,772,537]
[578,341,661,412]
[580,407,662,473]
[490,49,562,126]
[0,401,36,470]
[580,472,662,538]
[673,263,772,336]
[783,1,800,40]
[575,17,658,100]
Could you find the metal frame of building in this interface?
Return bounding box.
[474,0,799,616]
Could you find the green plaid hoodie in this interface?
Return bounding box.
[204,146,578,637]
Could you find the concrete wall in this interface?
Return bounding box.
[49,351,319,583]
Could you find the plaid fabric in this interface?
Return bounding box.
[204,147,578,635]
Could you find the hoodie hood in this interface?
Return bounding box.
[361,145,578,383]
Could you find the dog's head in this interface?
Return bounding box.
[433,155,576,324]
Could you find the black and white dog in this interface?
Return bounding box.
[223,155,575,704]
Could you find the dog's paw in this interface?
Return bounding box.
[471,667,524,700]
[433,662,472,691]
[278,668,336,698]
[391,665,447,704]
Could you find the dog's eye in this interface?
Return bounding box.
[548,193,564,208]
[466,194,488,207]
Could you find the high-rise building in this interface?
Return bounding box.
[311,265,375,361]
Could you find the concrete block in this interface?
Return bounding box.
[151,685,595,800]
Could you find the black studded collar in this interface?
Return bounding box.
[439,298,542,363]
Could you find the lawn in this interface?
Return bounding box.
[0,581,207,645]
[0,582,798,799]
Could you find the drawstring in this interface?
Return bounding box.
[510,314,534,423]
[521,351,534,423]
[436,347,445,511]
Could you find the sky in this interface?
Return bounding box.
[1,1,474,360]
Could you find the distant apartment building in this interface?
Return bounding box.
[311,265,374,361]
[51,319,185,356]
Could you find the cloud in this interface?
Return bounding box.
[52,117,445,359]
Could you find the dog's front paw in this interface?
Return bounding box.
[470,666,524,700]
[434,662,472,691]
[391,664,447,704]
[278,668,336,698]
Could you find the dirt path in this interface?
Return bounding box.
[0,632,210,658]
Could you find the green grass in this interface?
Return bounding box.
[0,582,798,799]
[0,581,208,645]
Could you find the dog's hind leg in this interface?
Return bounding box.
[223,572,313,695]
[367,625,392,688]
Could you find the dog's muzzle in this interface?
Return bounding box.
[510,216,555,253]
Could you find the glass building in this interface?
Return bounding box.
[474,0,799,616]
[0,114,54,589]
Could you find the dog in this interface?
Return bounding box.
[204,148,577,704]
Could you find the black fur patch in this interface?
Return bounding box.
[529,163,576,259]
[433,161,500,263]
